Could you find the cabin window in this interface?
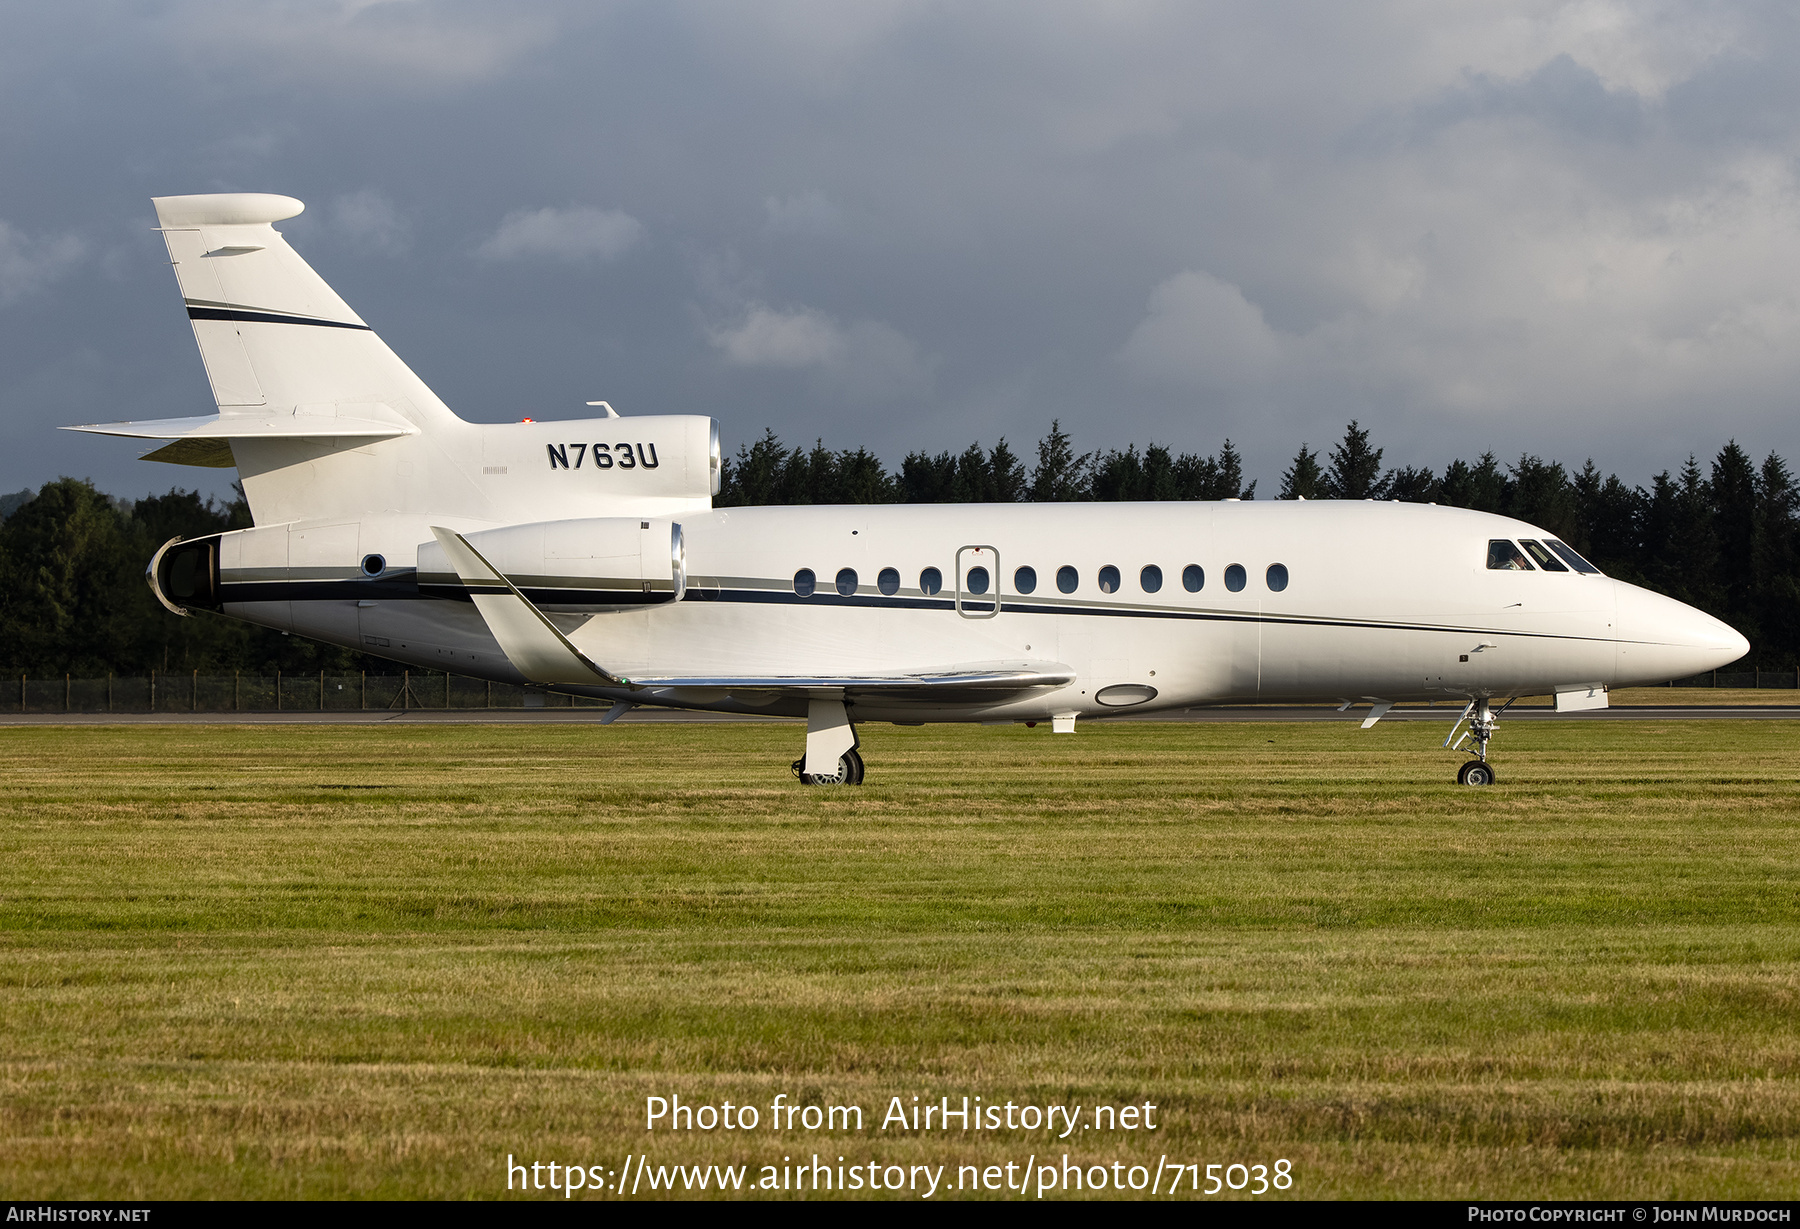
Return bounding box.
[1183,564,1203,592]
[966,566,991,595]
[836,567,859,595]
[877,567,900,596]
[1224,563,1246,592]
[1518,540,1567,572]
[1267,563,1289,592]
[1098,565,1120,594]
[794,568,816,596]
[1547,539,1602,574]
[920,566,943,596]
[1057,565,1078,593]
[1486,540,1534,570]
[1014,566,1037,594]
[1140,564,1163,593]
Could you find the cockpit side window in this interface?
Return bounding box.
[1547,539,1603,575]
[1518,539,1568,571]
[1486,540,1534,570]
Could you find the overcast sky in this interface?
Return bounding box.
[4,0,1799,502]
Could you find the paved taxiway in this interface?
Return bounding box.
[0,705,1794,725]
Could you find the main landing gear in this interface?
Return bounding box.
[794,699,865,786]
[792,747,865,785]
[1445,697,1512,786]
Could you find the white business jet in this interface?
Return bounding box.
[69,194,1747,786]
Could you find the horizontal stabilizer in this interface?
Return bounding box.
[63,411,418,468]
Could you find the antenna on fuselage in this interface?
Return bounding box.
[586,400,621,418]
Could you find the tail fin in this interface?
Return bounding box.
[152,193,457,431]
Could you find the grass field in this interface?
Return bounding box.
[2,719,1797,1200]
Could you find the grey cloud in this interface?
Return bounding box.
[329,190,411,255]
[764,192,843,236]
[0,222,86,308]
[708,303,934,403]
[1119,272,1280,391]
[1397,55,1652,146]
[157,0,564,91]
[475,207,645,263]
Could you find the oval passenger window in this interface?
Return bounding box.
[966,566,990,595]
[1098,565,1120,594]
[1057,565,1078,594]
[877,567,900,596]
[1014,566,1037,594]
[1140,564,1162,593]
[919,567,943,596]
[1183,564,1203,592]
[1266,563,1288,592]
[794,568,816,597]
[836,568,858,596]
[1224,564,1246,592]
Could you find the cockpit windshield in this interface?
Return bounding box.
[1486,540,1533,570]
[1518,539,1568,571]
[1546,539,1603,574]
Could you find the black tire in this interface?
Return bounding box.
[800,749,864,786]
[1457,760,1496,787]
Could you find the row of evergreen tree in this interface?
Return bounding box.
[0,481,365,677]
[0,418,1788,673]
[719,424,1257,506]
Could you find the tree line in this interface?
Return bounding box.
[0,480,369,677]
[0,417,1788,673]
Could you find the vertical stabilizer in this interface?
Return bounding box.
[152,193,457,430]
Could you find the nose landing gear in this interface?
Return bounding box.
[1446,697,1512,786]
[1456,759,1496,787]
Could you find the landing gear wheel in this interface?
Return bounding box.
[1457,760,1496,787]
[793,748,865,786]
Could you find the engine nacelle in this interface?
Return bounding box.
[148,534,220,614]
[416,517,686,610]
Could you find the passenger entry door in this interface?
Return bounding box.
[956,545,1000,619]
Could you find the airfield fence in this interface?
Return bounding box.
[0,668,1794,713]
[0,671,613,714]
[1665,669,1800,689]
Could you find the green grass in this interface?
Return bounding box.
[2,720,1798,1199]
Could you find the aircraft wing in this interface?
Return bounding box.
[429,527,1073,699]
[624,665,1076,703]
[429,527,623,686]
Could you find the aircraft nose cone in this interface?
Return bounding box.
[1612,579,1749,686]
